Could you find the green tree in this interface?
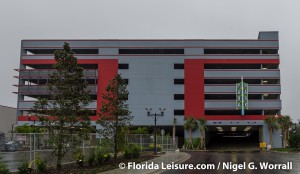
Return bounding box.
[132,127,148,134]
[31,42,92,169]
[278,115,291,148]
[265,115,279,148]
[288,132,300,149]
[197,118,207,150]
[97,74,132,159]
[183,116,198,149]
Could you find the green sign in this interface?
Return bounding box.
[236,82,248,110]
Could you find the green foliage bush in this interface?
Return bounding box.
[103,153,111,162]
[95,150,104,164]
[87,150,95,166]
[0,156,9,174]
[73,149,85,167]
[35,154,47,173]
[148,144,162,152]
[18,161,30,174]
[289,133,300,148]
[124,144,141,159]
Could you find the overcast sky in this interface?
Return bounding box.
[0,0,299,121]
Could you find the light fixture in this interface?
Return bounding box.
[244,126,252,131]
[263,80,268,83]
[216,127,223,132]
[231,127,237,132]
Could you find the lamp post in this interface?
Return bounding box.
[146,107,165,154]
[28,114,36,169]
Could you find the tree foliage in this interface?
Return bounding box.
[97,74,132,159]
[265,115,279,147]
[278,115,291,148]
[131,127,148,134]
[183,116,198,149]
[197,118,207,150]
[31,42,92,169]
[14,124,47,133]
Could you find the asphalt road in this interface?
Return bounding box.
[161,151,300,174]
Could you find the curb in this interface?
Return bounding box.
[149,152,191,174]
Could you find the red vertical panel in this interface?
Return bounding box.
[97,60,118,115]
[185,60,204,119]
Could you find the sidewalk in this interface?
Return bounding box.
[99,151,191,174]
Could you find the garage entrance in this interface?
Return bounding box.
[206,125,261,151]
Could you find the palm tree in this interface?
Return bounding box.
[278,115,291,148]
[265,115,279,148]
[183,116,198,149]
[197,118,207,150]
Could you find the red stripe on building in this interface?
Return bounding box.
[184,59,279,121]
[97,60,118,116]
[185,60,204,119]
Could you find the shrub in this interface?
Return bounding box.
[36,160,47,173]
[95,149,105,164]
[73,149,85,167]
[87,150,95,166]
[35,156,47,172]
[289,133,300,148]
[124,144,141,159]
[103,153,110,162]
[0,156,9,174]
[148,144,162,152]
[18,161,30,174]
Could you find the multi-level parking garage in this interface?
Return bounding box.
[14,31,282,149]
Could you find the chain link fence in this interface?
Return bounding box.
[0,133,178,172]
[127,134,178,152]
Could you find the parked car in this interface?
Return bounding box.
[5,141,21,152]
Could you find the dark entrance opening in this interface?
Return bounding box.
[206,126,261,151]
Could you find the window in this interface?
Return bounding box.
[174,64,184,69]
[174,110,184,115]
[174,79,184,84]
[124,79,129,85]
[204,49,260,54]
[174,94,184,100]
[119,49,184,54]
[118,64,129,69]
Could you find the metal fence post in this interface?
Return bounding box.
[82,140,85,156]
[33,133,36,168]
[30,133,32,166]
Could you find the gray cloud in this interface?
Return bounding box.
[0,0,299,121]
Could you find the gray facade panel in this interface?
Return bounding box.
[203,40,278,48]
[204,70,280,79]
[205,100,281,110]
[118,57,185,126]
[185,48,204,55]
[18,101,97,110]
[205,85,281,94]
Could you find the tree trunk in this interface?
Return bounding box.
[269,127,273,147]
[173,125,176,148]
[188,128,192,149]
[201,128,205,149]
[114,117,118,160]
[57,128,63,169]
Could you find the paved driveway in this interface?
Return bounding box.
[161,151,300,174]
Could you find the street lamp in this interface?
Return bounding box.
[146,107,165,154]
